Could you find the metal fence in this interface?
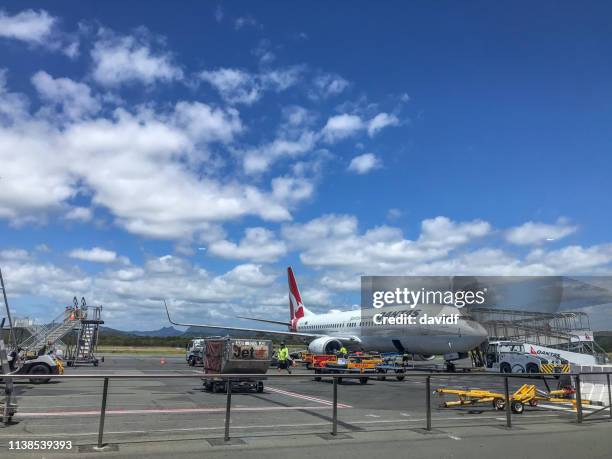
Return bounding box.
[2,371,612,450]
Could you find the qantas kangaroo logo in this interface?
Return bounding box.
[288,267,305,331]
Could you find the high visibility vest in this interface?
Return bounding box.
[340,347,348,354]
[278,348,289,361]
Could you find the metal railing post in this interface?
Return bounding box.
[504,376,512,428]
[97,377,109,449]
[575,374,583,424]
[224,378,232,441]
[607,374,612,420]
[331,377,338,436]
[426,375,432,431]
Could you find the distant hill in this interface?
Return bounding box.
[95,324,304,346]
[128,326,183,337]
[184,326,266,338]
[99,326,182,337]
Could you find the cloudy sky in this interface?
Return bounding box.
[1,2,612,330]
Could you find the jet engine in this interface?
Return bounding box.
[308,337,343,354]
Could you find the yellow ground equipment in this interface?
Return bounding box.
[346,354,383,371]
[436,384,590,414]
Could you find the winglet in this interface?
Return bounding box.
[163,300,178,325]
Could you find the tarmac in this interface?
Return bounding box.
[1,354,611,458]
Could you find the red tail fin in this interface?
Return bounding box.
[288,267,307,331]
[288,267,304,319]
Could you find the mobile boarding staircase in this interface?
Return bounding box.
[17,298,82,356]
[16,297,104,366]
[65,301,104,367]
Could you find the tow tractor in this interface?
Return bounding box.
[11,352,64,384]
[436,384,589,414]
[374,354,408,381]
[1,269,63,384]
[313,354,383,384]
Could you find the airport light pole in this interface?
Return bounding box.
[575,375,583,423]
[426,376,432,431]
[332,377,338,436]
[97,377,109,449]
[224,379,232,441]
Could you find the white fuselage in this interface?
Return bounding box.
[296,304,488,354]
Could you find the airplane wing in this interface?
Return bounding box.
[164,301,321,339]
[236,316,292,327]
[163,301,361,344]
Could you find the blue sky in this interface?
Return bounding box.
[1,2,612,330]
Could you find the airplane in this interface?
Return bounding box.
[164,267,488,364]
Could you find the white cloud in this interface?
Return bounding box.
[69,247,121,263]
[260,67,303,91]
[0,249,293,329]
[506,220,577,245]
[283,214,491,272]
[0,79,298,238]
[271,176,315,203]
[200,68,260,105]
[0,9,78,57]
[209,227,287,262]
[242,131,317,174]
[172,101,243,144]
[367,112,399,137]
[0,69,30,122]
[0,9,55,44]
[387,208,402,220]
[64,206,93,222]
[31,71,100,119]
[234,15,259,30]
[252,39,275,65]
[221,263,276,287]
[322,112,398,143]
[348,153,381,174]
[321,114,363,142]
[0,249,30,260]
[526,245,612,272]
[418,216,491,249]
[199,66,302,105]
[310,73,349,99]
[91,30,183,86]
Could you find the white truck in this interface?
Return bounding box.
[484,341,568,374]
[186,338,205,366]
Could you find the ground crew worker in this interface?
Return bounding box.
[277,342,292,374]
[338,346,348,358]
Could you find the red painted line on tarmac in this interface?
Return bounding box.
[17,405,348,418]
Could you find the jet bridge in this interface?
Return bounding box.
[468,307,609,364]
